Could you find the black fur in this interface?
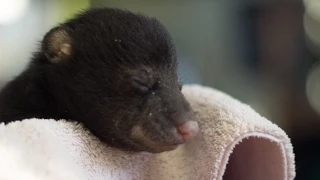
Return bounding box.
[0,8,195,153]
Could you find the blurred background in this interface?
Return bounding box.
[0,0,319,179]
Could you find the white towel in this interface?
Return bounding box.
[0,84,296,180]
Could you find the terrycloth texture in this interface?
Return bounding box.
[0,84,295,180]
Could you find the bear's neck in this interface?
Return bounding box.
[0,61,62,123]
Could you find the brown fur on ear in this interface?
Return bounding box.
[42,27,72,64]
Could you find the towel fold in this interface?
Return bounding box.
[0,84,296,180]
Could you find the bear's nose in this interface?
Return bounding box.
[176,121,199,141]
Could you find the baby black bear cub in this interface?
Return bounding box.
[0,8,199,153]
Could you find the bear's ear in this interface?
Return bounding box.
[42,26,73,64]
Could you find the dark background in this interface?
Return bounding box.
[1,0,319,179]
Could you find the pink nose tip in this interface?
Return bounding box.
[177,121,199,141]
